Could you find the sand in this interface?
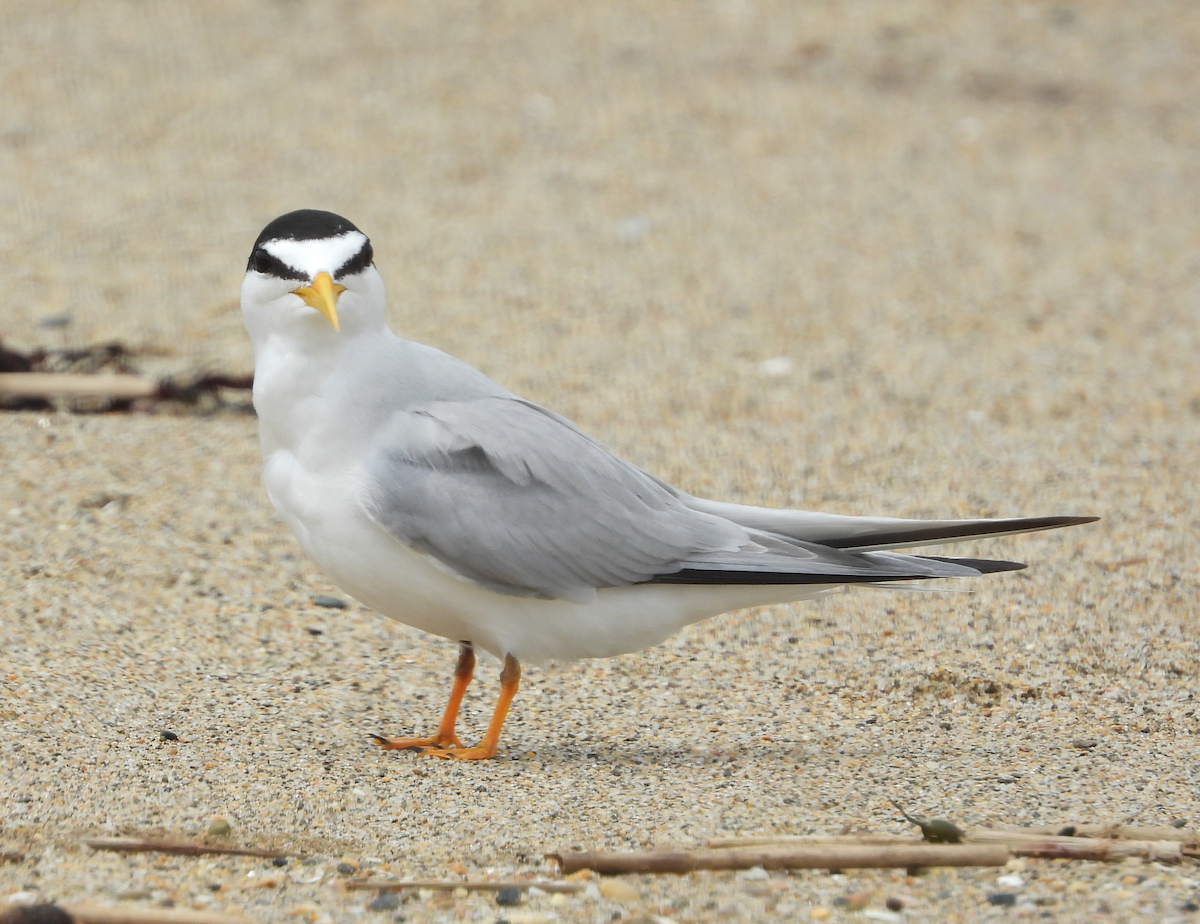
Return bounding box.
[1,2,1198,922]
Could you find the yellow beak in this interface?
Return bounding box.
[291,272,346,331]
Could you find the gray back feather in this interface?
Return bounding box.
[366,395,747,600]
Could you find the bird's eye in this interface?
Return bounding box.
[249,249,274,274]
[248,248,306,280]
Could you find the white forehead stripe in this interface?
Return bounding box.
[264,231,368,277]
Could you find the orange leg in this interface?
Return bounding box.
[371,642,475,751]
[424,653,520,761]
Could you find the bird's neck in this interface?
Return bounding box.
[252,326,385,463]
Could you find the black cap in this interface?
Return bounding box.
[253,210,362,248]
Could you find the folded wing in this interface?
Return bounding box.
[364,395,1094,602]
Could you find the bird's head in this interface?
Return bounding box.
[241,210,385,343]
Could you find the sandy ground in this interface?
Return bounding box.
[2,1,1198,922]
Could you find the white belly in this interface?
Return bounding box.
[262,450,837,662]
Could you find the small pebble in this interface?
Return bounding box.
[597,880,640,902]
[367,892,401,912]
[496,887,522,907]
[290,867,325,884]
[1071,738,1098,749]
[271,856,289,867]
[997,873,1025,888]
[206,819,231,837]
[335,862,356,875]
[809,907,832,921]
[863,911,901,923]
[739,866,769,880]
[758,356,795,377]
[841,892,869,910]
[1170,819,1188,828]
[311,595,347,608]
[885,896,904,912]
[159,730,178,741]
[986,892,1017,907]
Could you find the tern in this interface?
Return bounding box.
[240,209,1096,760]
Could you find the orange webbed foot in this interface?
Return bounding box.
[419,743,499,761]
[370,732,463,751]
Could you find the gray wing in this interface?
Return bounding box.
[365,395,748,602]
[363,396,1031,602]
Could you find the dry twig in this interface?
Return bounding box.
[62,906,249,924]
[343,879,585,894]
[709,828,1198,864]
[83,837,287,860]
[707,835,915,848]
[1094,558,1148,572]
[548,844,1010,875]
[970,830,1191,862]
[0,373,158,400]
[1026,824,1196,844]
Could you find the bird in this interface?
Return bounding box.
[240,209,1097,761]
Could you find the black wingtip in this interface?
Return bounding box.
[824,514,1100,550]
[650,561,1028,585]
[917,556,1028,574]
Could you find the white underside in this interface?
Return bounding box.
[262,448,838,662]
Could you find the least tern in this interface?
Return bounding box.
[241,209,1096,760]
